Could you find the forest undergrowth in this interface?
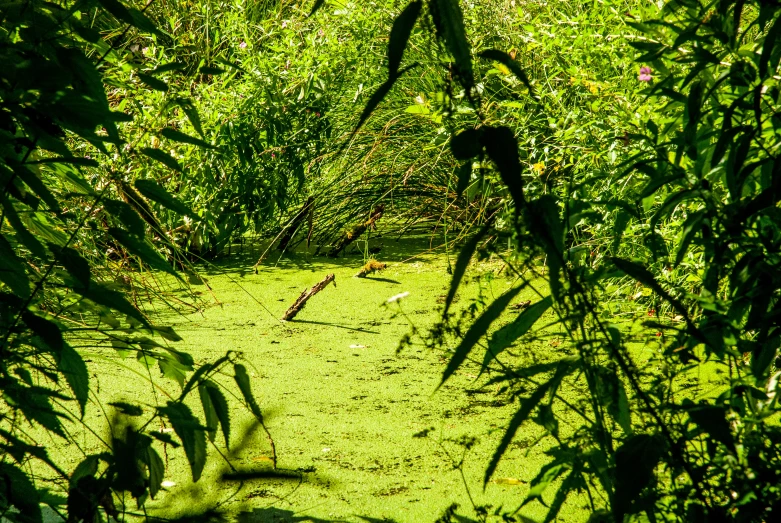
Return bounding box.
[2,0,781,521]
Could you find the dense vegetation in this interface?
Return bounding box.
[1,0,781,520]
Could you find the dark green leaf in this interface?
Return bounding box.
[14,165,61,212]
[429,0,473,89]
[22,312,63,351]
[485,384,551,485]
[199,66,226,75]
[54,246,91,289]
[687,404,734,447]
[108,228,179,278]
[146,446,164,498]
[199,382,218,442]
[161,128,214,149]
[234,363,263,421]
[108,402,143,416]
[140,148,182,172]
[148,62,187,75]
[0,234,31,298]
[610,257,689,319]
[173,98,204,137]
[387,1,422,77]
[483,296,552,372]
[103,199,146,236]
[455,162,472,196]
[158,402,206,482]
[450,128,484,160]
[478,49,536,97]
[206,384,231,449]
[444,224,489,316]
[59,344,89,416]
[80,283,147,325]
[134,179,192,215]
[613,434,666,521]
[352,64,417,135]
[440,285,524,387]
[1,198,47,258]
[760,16,781,77]
[481,126,524,209]
[138,73,168,92]
[0,462,43,523]
[675,209,705,267]
[308,0,325,17]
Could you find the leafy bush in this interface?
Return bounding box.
[0,0,270,519]
[362,0,781,520]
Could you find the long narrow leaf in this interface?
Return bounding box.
[387,2,422,77]
[439,285,524,387]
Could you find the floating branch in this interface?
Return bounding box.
[354,259,387,278]
[282,273,335,321]
[327,204,384,258]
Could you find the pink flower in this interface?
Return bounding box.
[638,66,652,82]
[239,41,247,49]
[281,20,288,29]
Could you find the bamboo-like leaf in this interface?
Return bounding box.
[440,285,524,387]
[161,128,215,149]
[59,344,89,417]
[352,64,417,135]
[450,128,483,160]
[103,199,146,236]
[429,0,473,89]
[308,0,325,17]
[478,49,536,98]
[482,296,551,372]
[234,363,263,421]
[443,224,488,316]
[134,179,192,216]
[613,434,666,521]
[0,234,31,299]
[140,148,182,172]
[173,98,204,137]
[484,384,551,486]
[138,73,168,92]
[54,246,91,289]
[485,358,577,485]
[1,199,46,258]
[387,2,422,77]
[108,402,143,416]
[80,283,147,325]
[0,462,42,523]
[759,16,781,78]
[108,228,179,278]
[206,382,231,449]
[199,382,218,442]
[609,257,690,323]
[158,402,207,482]
[481,126,524,209]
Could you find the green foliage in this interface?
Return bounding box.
[0,0,274,519]
[368,0,781,520]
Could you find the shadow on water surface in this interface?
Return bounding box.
[289,319,380,334]
[236,507,348,522]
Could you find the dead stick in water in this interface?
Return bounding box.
[282,273,335,321]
